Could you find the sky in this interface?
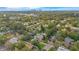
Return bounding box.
[0,0,79,7]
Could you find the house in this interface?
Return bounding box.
[43,42,54,51]
[34,33,46,42]
[0,46,8,51]
[0,32,5,35]
[57,46,69,51]
[64,37,74,47]
[71,27,79,32]
[8,37,19,44]
[49,36,56,42]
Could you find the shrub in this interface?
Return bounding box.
[15,41,25,49]
[37,42,45,50]
[69,32,79,41]
[46,27,57,38]
[0,35,7,45]
[69,41,79,51]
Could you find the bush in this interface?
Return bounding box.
[37,42,45,50]
[20,34,32,42]
[15,41,25,49]
[69,42,79,51]
[40,25,45,33]
[69,32,79,41]
[0,35,7,45]
[46,27,57,38]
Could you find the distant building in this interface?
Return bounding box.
[20,13,38,17]
[9,16,20,20]
[3,14,6,17]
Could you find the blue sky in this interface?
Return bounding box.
[0,7,79,11]
[0,0,79,7]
